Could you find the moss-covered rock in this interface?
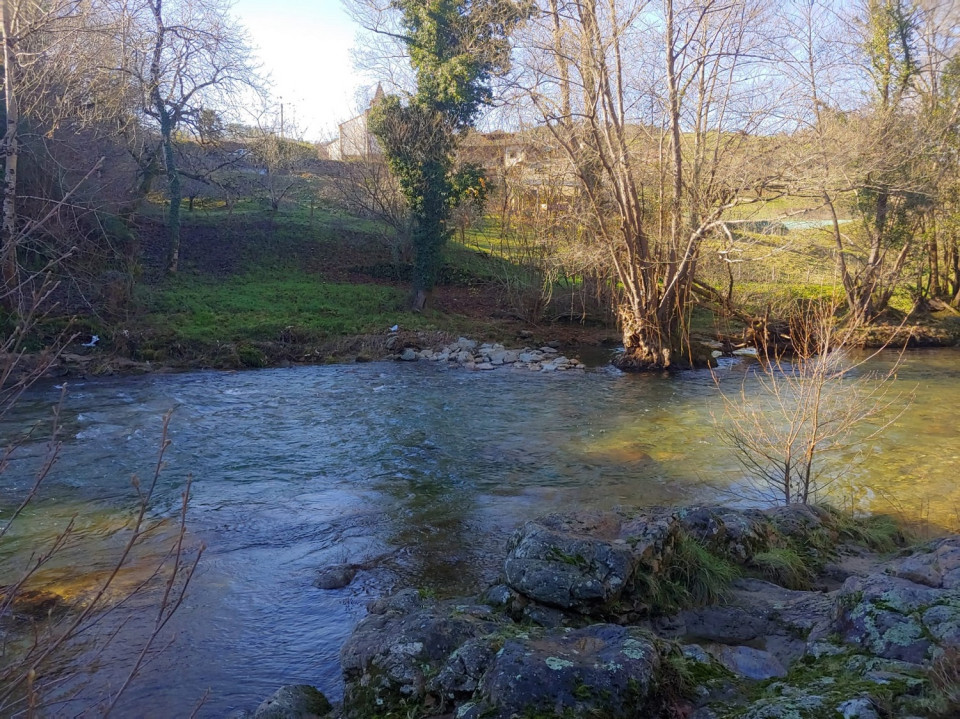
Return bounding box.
[835,573,960,663]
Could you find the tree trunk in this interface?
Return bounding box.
[614,305,702,371]
[119,145,160,221]
[1,0,20,315]
[149,0,180,274]
[411,288,428,313]
[159,110,181,273]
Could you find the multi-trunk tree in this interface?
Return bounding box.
[516,0,780,369]
[783,0,956,322]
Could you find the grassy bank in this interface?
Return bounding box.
[17,197,960,374]
[97,203,612,369]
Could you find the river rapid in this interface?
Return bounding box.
[1,349,958,716]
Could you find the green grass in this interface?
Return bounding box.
[137,271,429,343]
[819,506,906,552]
[750,548,814,590]
[630,533,741,615]
[668,533,741,606]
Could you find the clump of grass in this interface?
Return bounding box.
[665,533,741,607]
[818,505,907,552]
[750,547,814,590]
[919,647,960,717]
[838,515,906,553]
[627,533,740,614]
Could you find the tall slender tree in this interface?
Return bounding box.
[363,0,531,311]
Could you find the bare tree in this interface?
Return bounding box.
[513,0,785,369]
[0,0,127,316]
[114,0,262,273]
[247,106,314,213]
[911,0,960,306]
[327,156,413,255]
[714,298,907,505]
[779,0,952,323]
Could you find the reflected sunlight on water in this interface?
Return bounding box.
[0,348,957,715]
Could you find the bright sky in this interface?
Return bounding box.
[232,0,371,142]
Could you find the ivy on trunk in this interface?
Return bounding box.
[368,0,530,311]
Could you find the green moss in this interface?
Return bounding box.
[724,650,927,719]
[546,546,590,569]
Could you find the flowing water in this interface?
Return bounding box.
[1,349,958,716]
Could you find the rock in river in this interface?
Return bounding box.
[254,684,332,718]
[314,565,357,590]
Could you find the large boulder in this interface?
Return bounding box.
[677,507,771,564]
[886,536,960,590]
[502,508,681,613]
[460,624,662,719]
[835,570,960,663]
[655,578,833,666]
[340,588,674,719]
[339,590,508,716]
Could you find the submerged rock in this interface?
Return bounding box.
[253,685,332,718]
[313,565,357,590]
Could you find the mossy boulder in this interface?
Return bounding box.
[461,625,662,719]
[835,573,960,664]
[677,506,772,564]
[339,590,510,717]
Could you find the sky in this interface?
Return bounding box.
[232,0,371,142]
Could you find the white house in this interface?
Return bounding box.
[324,85,385,161]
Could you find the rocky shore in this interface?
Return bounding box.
[13,333,591,381]
[387,336,586,372]
[245,504,960,719]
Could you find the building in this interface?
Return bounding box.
[323,85,385,161]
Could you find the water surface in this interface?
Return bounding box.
[1,349,957,716]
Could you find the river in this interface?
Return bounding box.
[1,349,957,716]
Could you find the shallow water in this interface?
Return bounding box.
[1,349,957,716]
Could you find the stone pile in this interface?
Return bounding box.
[395,336,586,372]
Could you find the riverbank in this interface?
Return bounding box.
[19,310,960,384]
[244,504,960,719]
[10,206,959,380]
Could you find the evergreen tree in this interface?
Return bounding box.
[369,0,530,310]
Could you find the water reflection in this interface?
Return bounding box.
[0,349,957,715]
